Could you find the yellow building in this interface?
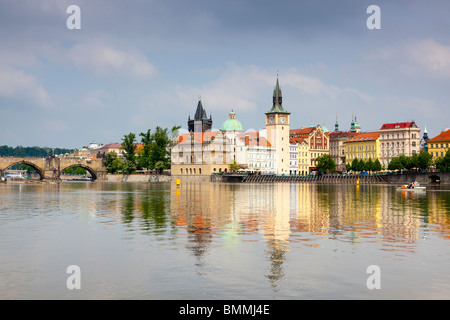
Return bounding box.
[427,129,450,159]
[289,125,329,174]
[290,137,309,175]
[344,132,380,165]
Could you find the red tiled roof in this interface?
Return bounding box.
[345,132,380,143]
[99,143,122,149]
[380,122,417,130]
[290,127,315,136]
[328,131,359,139]
[177,132,218,145]
[428,129,450,142]
[245,132,271,147]
[290,137,305,144]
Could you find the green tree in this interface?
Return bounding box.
[398,154,409,170]
[388,157,403,171]
[105,151,124,174]
[356,158,365,172]
[139,129,152,171]
[417,151,432,170]
[345,163,352,172]
[154,160,166,173]
[373,159,382,172]
[316,154,336,173]
[365,158,374,172]
[149,127,170,169]
[435,149,450,172]
[351,158,359,172]
[229,160,240,172]
[121,133,137,174]
[407,153,419,170]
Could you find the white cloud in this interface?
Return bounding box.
[0,66,50,108]
[173,64,371,114]
[366,39,450,79]
[407,39,450,79]
[68,42,157,78]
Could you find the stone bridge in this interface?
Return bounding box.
[0,157,107,181]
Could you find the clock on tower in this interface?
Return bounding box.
[265,76,290,175]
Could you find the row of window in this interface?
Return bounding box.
[347,153,377,160]
[429,143,449,149]
[381,133,417,139]
[381,141,416,148]
[431,151,447,157]
[348,145,375,151]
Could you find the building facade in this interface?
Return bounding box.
[289,141,298,175]
[344,131,380,166]
[289,125,329,174]
[428,129,450,159]
[328,131,359,171]
[379,122,421,168]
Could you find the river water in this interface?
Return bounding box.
[0,181,449,300]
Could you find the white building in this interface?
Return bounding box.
[379,121,421,168]
[289,141,298,175]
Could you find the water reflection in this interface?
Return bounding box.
[168,182,450,288]
[0,181,449,298]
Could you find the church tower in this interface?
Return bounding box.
[188,98,212,132]
[265,77,290,175]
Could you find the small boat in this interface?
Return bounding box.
[72,176,92,181]
[397,181,426,192]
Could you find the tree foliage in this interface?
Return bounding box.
[121,133,137,174]
[388,151,433,171]
[0,145,73,157]
[316,154,336,173]
[105,151,124,174]
[435,149,450,172]
[114,125,180,174]
[348,157,382,172]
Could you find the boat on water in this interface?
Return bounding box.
[397,181,426,192]
[72,176,92,181]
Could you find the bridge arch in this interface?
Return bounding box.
[429,175,441,184]
[0,160,44,180]
[60,164,98,181]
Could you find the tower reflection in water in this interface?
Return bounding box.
[169,181,450,287]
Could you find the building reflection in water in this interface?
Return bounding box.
[168,181,450,288]
[2,181,448,290]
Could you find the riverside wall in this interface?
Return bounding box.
[102,172,449,184]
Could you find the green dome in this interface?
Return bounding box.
[221,111,244,132]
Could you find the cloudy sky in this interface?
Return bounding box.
[1,0,449,148]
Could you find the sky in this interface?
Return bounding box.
[0,0,449,149]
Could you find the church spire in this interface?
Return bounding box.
[267,75,289,114]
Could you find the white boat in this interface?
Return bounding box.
[397,181,426,192]
[4,173,26,180]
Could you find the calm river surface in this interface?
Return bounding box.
[0,181,449,299]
